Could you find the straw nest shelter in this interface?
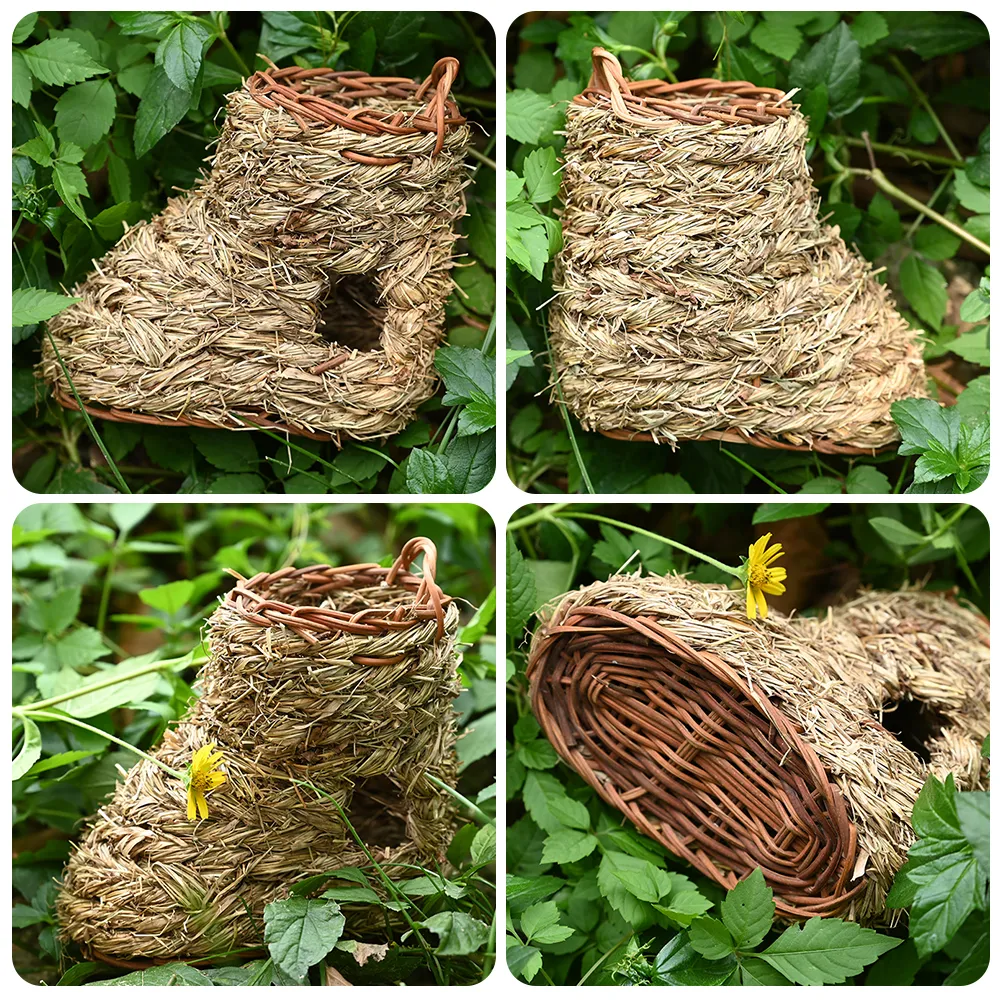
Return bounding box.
[549,49,927,453]
[43,60,471,443]
[527,573,988,920]
[58,538,462,964]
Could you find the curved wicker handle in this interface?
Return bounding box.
[587,48,633,118]
[415,57,460,155]
[387,536,446,638]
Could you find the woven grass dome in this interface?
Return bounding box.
[43,60,471,443]
[549,48,927,453]
[527,574,988,920]
[58,538,461,965]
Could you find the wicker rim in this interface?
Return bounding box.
[246,56,465,157]
[223,536,449,643]
[52,387,338,442]
[528,604,864,918]
[577,48,793,127]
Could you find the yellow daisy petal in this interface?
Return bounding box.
[761,581,786,596]
[196,789,209,820]
[746,585,757,620]
[754,586,769,619]
[187,786,197,821]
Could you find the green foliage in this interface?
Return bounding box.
[13,12,495,495]
[505,11,989,494]
[12,502,496,986]
[506,501,988,985]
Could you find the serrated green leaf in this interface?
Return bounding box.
[157,19,210,91]
[899,254,948,331]
[12,51,32,108]
[12,288,80,327]
[506,89,564,145]
[540,829,598,865]
[760,917,901,985]
[13,717,43,780]
[689,917,736,960]
[721,868,774,950]
[139,580,194,615]
[264,896,345,980]
[507,941,543,981]
[750,20,802,60]
[420,912,489,955]
[21,37,107,86]
[523,146,560,203]
[55,80,116,149]
[846,466,892,494]
[134,64,193,157]
[849,12,889,48]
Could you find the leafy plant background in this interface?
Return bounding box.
[13,11,496,495]
[12,501,496,985]
[506,500,988,985]
[505,12,989,495]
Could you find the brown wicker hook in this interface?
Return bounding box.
[387,536,446,639]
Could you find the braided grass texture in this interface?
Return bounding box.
[527,573,988,921]
[43,61,471,443]
[58,538,462,965]
[549,49,927,454]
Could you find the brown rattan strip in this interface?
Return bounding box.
[528,606,863,919]
[223,536,449,641]
[246,57,465,156]
[576,47,793,127]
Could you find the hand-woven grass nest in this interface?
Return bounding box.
[57,538,461,965]
[549,48,928,454]
[527,573,989,920]
[42,60,471,443]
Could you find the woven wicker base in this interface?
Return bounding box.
[598,425,883,455]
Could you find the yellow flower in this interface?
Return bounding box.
[744,533,788,620]
[186,743,226,821]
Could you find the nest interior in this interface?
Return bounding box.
[43,60,472,443]
[548,48,927,454]
[57,538,463,965]
[527,574,989,921]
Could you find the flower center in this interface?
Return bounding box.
[748,564,769,587]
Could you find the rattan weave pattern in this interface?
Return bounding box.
[530,604,860,918]
[58,538,461,964]
[527,574,990,921]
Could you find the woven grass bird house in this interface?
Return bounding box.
[58,538,461,965]
[549,49,927,453]
[42,60,471,443]
[527,574,989,920]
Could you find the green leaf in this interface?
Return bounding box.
[753,502,831,524]
[12,51,32,108]
[960,289,990,324]
[689,917,736,960]
[721,868,775,950]
[750,20,803,60]
[521,899,574,945]
[517,739,559,770]
[90,963,214,986]
[653,935,736,986]
[53,627,110,669]
[406,448,454,493]
[506,535,537,638]
[507,874,564,913]
[953,170,991,214]
[955,792,989,877]
[13,718,43,780]
[191,429,257,472]
[892,398,961,455]
[470,823,496,865]
[506,89,564,145]
[913,224,962,262]
[53,151,91,224]
[849,12,889,48]
[760,918,901,985]
[21,37,107,86]
[541,829,599,865]
[909,855,980,957]
[442,433,494,493]
[944,929,989,986]
[134,64,194,157]
[457,709,496,770]
[522,147,561,203]
[12,12,38,44]
[899,255,948,331]
[740,957,793,986]
[882,12,988,59]
[264,896,345,981]
[950,327,989,367]
[598,852,668,924]
[846,466,892,494]
[419,912,489,955]
[868,517,927,547]
[22,586,81,635]
[506,222,551,280]
[956,376,990,424]
[789,22,861,116]
[12,288,80,327]
[157,19,210,91]
[507,941,543,982]
[55,80,117,150]
[113,12,179,36]
[434,345,495,405]
[522,771,578,835]
[139,580,194,615]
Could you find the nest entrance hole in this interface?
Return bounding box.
[318,273,385,353]
[349,775,408,849]
[881,698,948,764]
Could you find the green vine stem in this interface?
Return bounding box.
[889,54,963,162]
[424,772,492,825]
[845,167,990,255]
[507,505,744,579]
[841,136,962,169]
